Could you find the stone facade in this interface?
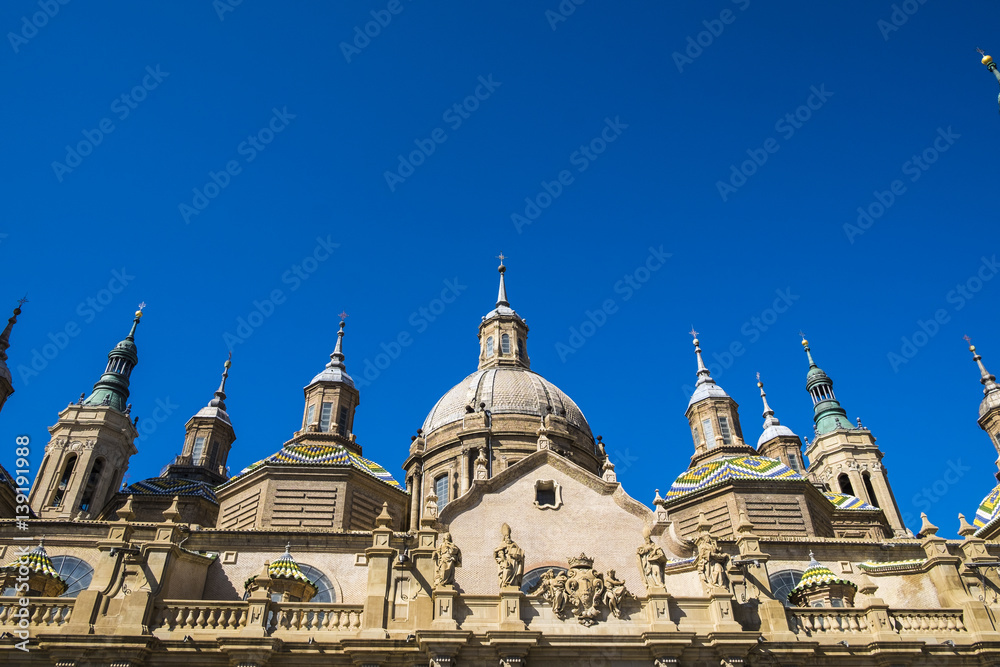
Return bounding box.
[4,277,1000,666]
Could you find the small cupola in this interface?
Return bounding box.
[478,255,530,371]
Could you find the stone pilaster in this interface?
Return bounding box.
[362,503,396,636]
[499,587,525,631]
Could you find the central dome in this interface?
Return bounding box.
[422,367,592,438]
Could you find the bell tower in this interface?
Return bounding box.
[478,256,530,371]
[298,315,360,446]
[30,307,144,519]
[0,299,26,415]
[161,354,236,485]
[964,338,1000,476]
[800,336,906,535]
[684,332,753,467]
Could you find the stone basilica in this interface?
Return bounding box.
[4,261,1000,667]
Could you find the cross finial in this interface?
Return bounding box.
[798,330,806,339]
[688,326,698,339]
[16,294,28,307]
[339,310,349,322]
[138,301,146,311]
[756,371,761,382]
[496,252,506,265]
[978,47,986,56]
[964,334,973,344]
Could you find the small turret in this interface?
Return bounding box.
[478,254,530,371]
[83,305,144,412]
[0,297,26,414]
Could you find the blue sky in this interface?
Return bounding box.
[2,0,999,537]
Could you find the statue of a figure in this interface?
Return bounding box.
[432,532,461,588]
[494,523,525,588]
[603,569,630,619]
[532,569,569,617]
[694,532,729,591]
[636,527,667,588]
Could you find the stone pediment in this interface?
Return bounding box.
[437,449,685,596]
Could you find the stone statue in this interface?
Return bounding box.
[532,569,569,617]
[494,523,525,588]
[636,526,667,588]
[603,569,630,619]
[694,532,729,592]
[432,532,461,589]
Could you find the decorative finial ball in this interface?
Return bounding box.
[757,381,763,388]
[135,310,143,318]
[984,54,994,66]
[692,338,699,346]
[224,359,232,369]
[970,345,977,352]
[12,308,20,316]
[498,264,506,274]
[801,338,808,347]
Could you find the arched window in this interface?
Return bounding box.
[50,556,94,597]
[838,473,855,497]
[52,454,77,507]
[435,474,449,514]
[769,569,804,607]
[80,458,105,511]
[486,336,494,357]
[192,436,206,463]
[501,334,511,354]
[862,472,879,508]
[521,566,568,595]
[295,564,336,603]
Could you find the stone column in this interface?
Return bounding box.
[459,448,470,497]
[362,503,396,636]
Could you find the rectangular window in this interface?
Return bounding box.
[788,453,802,472]
[435,474,449,514]
[337,406,349,436]
[701,419,715,446]
[718,416,733,445]
[320,402,333,432]
[692,426,702,447]
[306,404,316,428]
[192,436,206,463]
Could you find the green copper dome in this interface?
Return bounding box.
[83,308,143,412]
[802,338,850,435]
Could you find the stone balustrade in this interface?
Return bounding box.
[889,609,966,633]
[788,607,870,635]
[267,603,363,634]
[0,596,74,628]
[157,601,249,632]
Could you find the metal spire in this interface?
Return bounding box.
[209,352,232,410]
[757,372,780,427]
[690,328,712,385]
[979,48,1000,113]
[126,302,145,340]
[496,253,509,307]
[0,296,26,364]
[800,332,818,368]
[965,336,1000,395]
[328,318,347,369]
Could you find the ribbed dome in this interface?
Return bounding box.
[422,367,592,438]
